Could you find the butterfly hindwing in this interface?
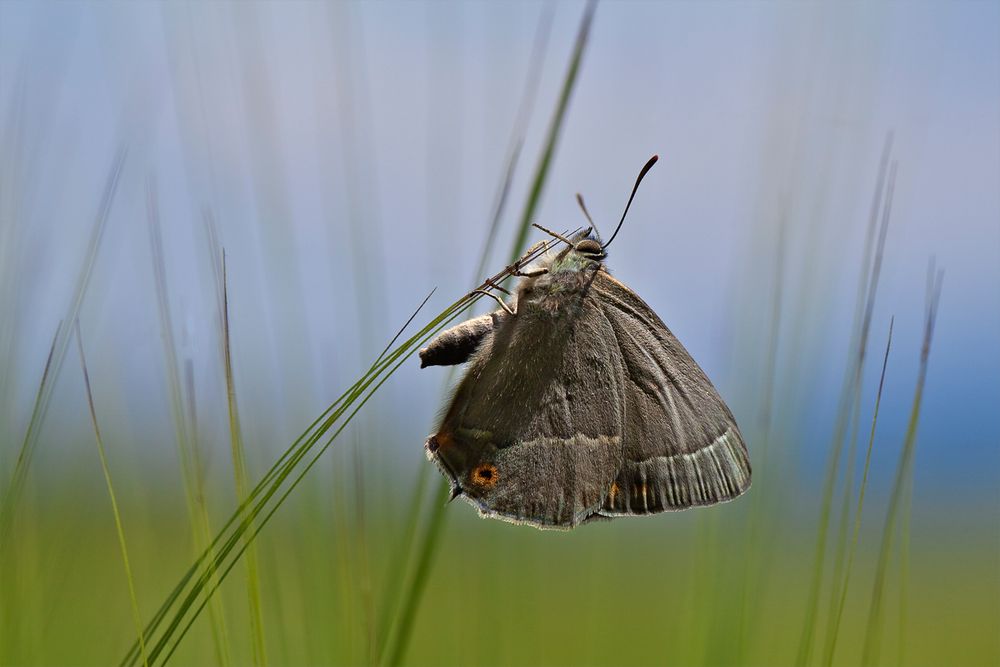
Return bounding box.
[592,271,751,515]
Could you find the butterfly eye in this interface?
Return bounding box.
[471,464,499,488]
[574,239,605,258]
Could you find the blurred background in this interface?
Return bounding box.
[0,1,997,666]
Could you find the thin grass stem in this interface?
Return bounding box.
[507,0,596,266]
[375,4,597,664]
[795,139,894,665]
[822,318,894,666]
[861,268,943,666]
[75,321,149,667]
[379,479,451,667]
[0,147,126,548]
[736,215,785,661]
[147,179,233,667]
[220,252,268,667]
[373,11,555,662]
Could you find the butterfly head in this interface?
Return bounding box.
[551,229,607,268]
[572,234,606,261]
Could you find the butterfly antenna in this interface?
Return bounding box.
[602,154,658,249]
[575,193,601,241]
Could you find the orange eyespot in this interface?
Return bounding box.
[471,464,498,488]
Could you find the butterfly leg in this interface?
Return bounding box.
[512,267,548,278]
[418,310,508,368]
[473,289,515,315]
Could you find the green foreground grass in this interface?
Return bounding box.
[2,482,997,666]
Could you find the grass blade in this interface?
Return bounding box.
[380,479,451,667]
[861,267,944,666]
[822,317,894,666]
[507,0,597,263]
[375,3,597,664]
[795,139,894,665]
[147,180,233,667]
[469,2,554,284]
[822,159,898,656]
[220,252,268,667]
[373,6,555,661]
[120,239,559,666]
[735,216,785,661]
[75,321,149,667]
[0,145,126,549]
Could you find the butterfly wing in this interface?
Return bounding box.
[428,287,626,529]
[592,271,751,515]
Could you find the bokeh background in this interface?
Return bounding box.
[1,1,997,666]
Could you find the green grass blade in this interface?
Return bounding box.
[120,240,558,666]
[160,330,451,666]
[375,4,597,664]
[75,321,149,667]
[0,145,126,549]
[861,268,943,667]
[795,140,894,666]
[153,294,492,666]
[821,158,898,657]
[373,460,430,657]
[220,252,268,667]
[822,318,894,667]
[897,469,913,667]
[735,217,785,661]
[120,370,369,667]
[147,180,233,667]
[372,8,555,663]
[507,0,597,264]
[379,479,450,667]
[469,3,554,284]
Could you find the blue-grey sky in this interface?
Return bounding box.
[1,1,997,511]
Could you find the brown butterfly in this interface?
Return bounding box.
[420,156,750,529]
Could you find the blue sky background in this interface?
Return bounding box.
[1,1,997,520]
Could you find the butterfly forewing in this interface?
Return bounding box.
[431,288,626,528]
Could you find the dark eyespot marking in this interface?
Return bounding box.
[575,239,604,257]
[471,464,498,488]
[427,431,454,453]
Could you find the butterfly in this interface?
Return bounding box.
[419,156,750,529]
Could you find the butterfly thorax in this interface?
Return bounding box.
[516,249,604,318]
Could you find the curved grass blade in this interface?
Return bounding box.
[120,240,558,666]
[145,252,549,664]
